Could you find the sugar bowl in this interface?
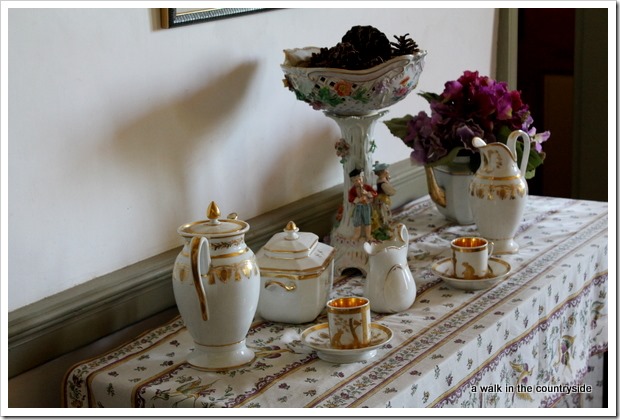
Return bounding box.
[256,221,335,324]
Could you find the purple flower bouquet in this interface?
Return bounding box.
[385,71,550,178]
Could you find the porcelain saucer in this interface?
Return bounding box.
[300,323,393,363]
[431,257,511,290]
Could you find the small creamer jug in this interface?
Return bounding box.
[363,223,416,313]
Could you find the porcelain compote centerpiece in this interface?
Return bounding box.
[281,47,427,117]
[281,42,426,275]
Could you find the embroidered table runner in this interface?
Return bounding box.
[63,195,608,408]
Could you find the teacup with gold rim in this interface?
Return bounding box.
[451,237,494,279]
[326,296,371,349]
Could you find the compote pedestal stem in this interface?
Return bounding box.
[325,110,387,275]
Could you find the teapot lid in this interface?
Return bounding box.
[262,221,318,259]
[178,201,249,238]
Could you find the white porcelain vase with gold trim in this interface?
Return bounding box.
[468,130,530,254]
[172,201,260,370]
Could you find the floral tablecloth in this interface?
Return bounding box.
[63,195,609,409]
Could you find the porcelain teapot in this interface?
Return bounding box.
[469,130,530,254]
[172,201,260,370]
[363,223,416,313]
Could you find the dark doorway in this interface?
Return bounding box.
[517,9,576,198]
[517,9,608,201]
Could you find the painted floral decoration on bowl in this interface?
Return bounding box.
[280,26,427,116]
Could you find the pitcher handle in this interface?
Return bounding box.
[506,130,531,178]
[396,223,409,244]
[190,236,210,321]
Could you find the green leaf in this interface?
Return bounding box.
[352,87,369,102]
[515,141,545,180]
[384,115,413,140]
[527,148,544,170]
[496,125,513,143]
[317,87,343,106]
[418,91,441,103]
[294,90,307,102]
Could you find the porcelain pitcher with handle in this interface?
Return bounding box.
[468,130,530,254]
[173,201,260,370]
[363,223,416,313]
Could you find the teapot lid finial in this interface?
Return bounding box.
[207,201,221,225]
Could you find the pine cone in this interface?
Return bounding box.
[342,25,392,68]
[309,42,363,69]
[306,26,421,70]
[328,42,364,69]
[390,33,420,56]
[309,47,333,68]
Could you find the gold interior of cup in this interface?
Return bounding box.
[452,237,487,248]
[327,297,368,308]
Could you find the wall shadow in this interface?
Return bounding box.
[102,61,259,232]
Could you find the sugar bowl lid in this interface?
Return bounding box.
[178,201,249,238]
[262,221,318,258]
[257,221,334,275]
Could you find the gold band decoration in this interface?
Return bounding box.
[202,257,259,285]
[211,247,250,260]
[451,237,487,248]
[211,237,245,251]
[470,183,526,201]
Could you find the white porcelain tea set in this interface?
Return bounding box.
[171,200,513,369]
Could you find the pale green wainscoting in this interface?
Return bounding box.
[8,159,427,378]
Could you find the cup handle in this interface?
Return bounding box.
[487,264,495,277]
[487,241,494,256]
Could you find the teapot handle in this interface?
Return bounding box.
[189,236,210,321]
[507,130,531,178]
[423,166,447,208]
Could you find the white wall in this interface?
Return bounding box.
[5,7,496,311]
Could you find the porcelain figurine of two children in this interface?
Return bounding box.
[348,162,396,241]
